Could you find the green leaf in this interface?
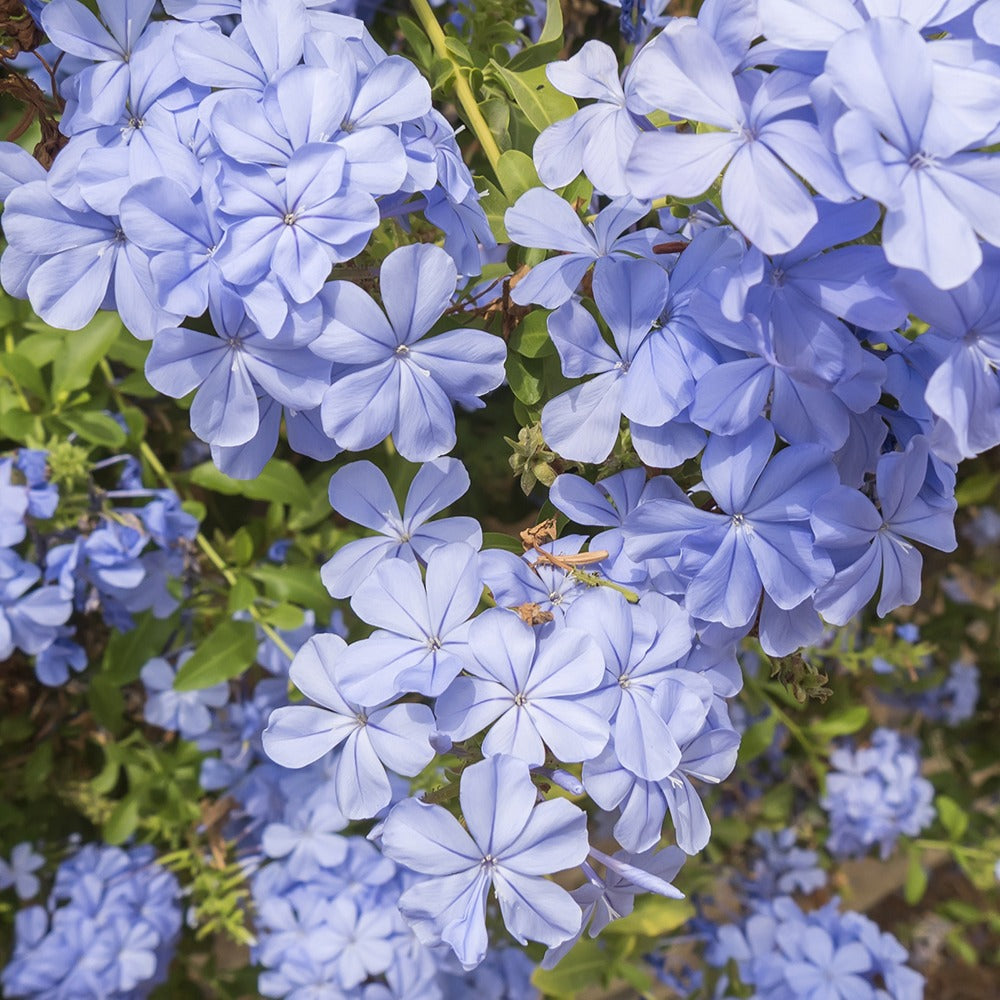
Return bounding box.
[59,409,128,448]
[88,675,125,734]
[262,602,306,631]
[509,309,555,358]
[91,749,123,795]
[937,795,969,841]
[760,780,794,823]
[483,531,525,554]
[11,329,63,369]
[738,712,778,763]
[50,313,123,400]
[808,704,869,740]
[398,15,432,67]
[602,897,693,936]
[490,62,577,135]
[102,612,178,684]
[250,563,333,610]
[495,148,542,203]
[103,794,141,845]
[1,351,47,400]
[504,0,564,72]
[532,938,609,997]
[506,353,544,405]
[23,741,54,788]
[537,0,563,45]
[173,619,258,691]
[904,846,929,904]
[443,35,473,67]
[189,459,312,510]
[955,470,1000,506]
[231,526,255,566]
[477,175,512,242]
[227,575,259,614]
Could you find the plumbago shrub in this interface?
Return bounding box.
[1,0,1000,997]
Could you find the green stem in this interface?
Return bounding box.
[410,0,503,172]
[913,839,995,859]
[98,360,295,663]
[569,568,640,604]
[4,331,34,411]
[745,673,827,785]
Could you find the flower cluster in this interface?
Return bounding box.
[491,0,1000,657]
[1,0,998,989]
[259,459,732,969]
[744,828,826,901]
[707,895,925,1000]
[0,0,500,476]
[126,601,544,997]
[0,446,198,685]
[822,728,936,859]
[1,844,182,1000]
[252,829,540,999]
[0,452,73,681]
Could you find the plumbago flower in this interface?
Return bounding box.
[893,250,1000,460]
[145,288,329,448]
[380,754,590,969]
[541,258,689,464]
[0,0,498,478]
[319,458,481,599]
[812,435,957,623]
[815,17,1000,289]
[583,676,741,854]
[625,420,837,632]
[336,542,482,701]
[531,39,652,197]
[504,191,662,309]
[434,609,616,766]
[262,634,436,819]
[564,588,696,781]
[317,243,507,461]
[626,21,853,254]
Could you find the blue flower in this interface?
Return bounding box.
[1,179,174,336]
[822,728,935,859]
[583,677,740,853]
[262,634,436,819]
[1,843,182,1000]
[214,144,379,305]
[625,421,837,629]
[41,0,156,130]
[434,609,614,766]
[542,257,700,463]
[140,654,230,739]
[505,191,659,308]
[0,843,44,901]
[626,24,853,253]
[746,828,826,899]
[320,458,481,599]
[145,289,329,448]
[532,39,649,197]
[317,243,506,461]
[0,549,73,661]
[336,542,482,701]
[261,802,349,881]
[818,17,1000,289]
[564,589,696,780]
[812,435,957,623]
[381,754,590,969]
[893,250,1000,460]
[0,459,28,547]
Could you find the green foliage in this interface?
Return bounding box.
[173,620,258,691]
